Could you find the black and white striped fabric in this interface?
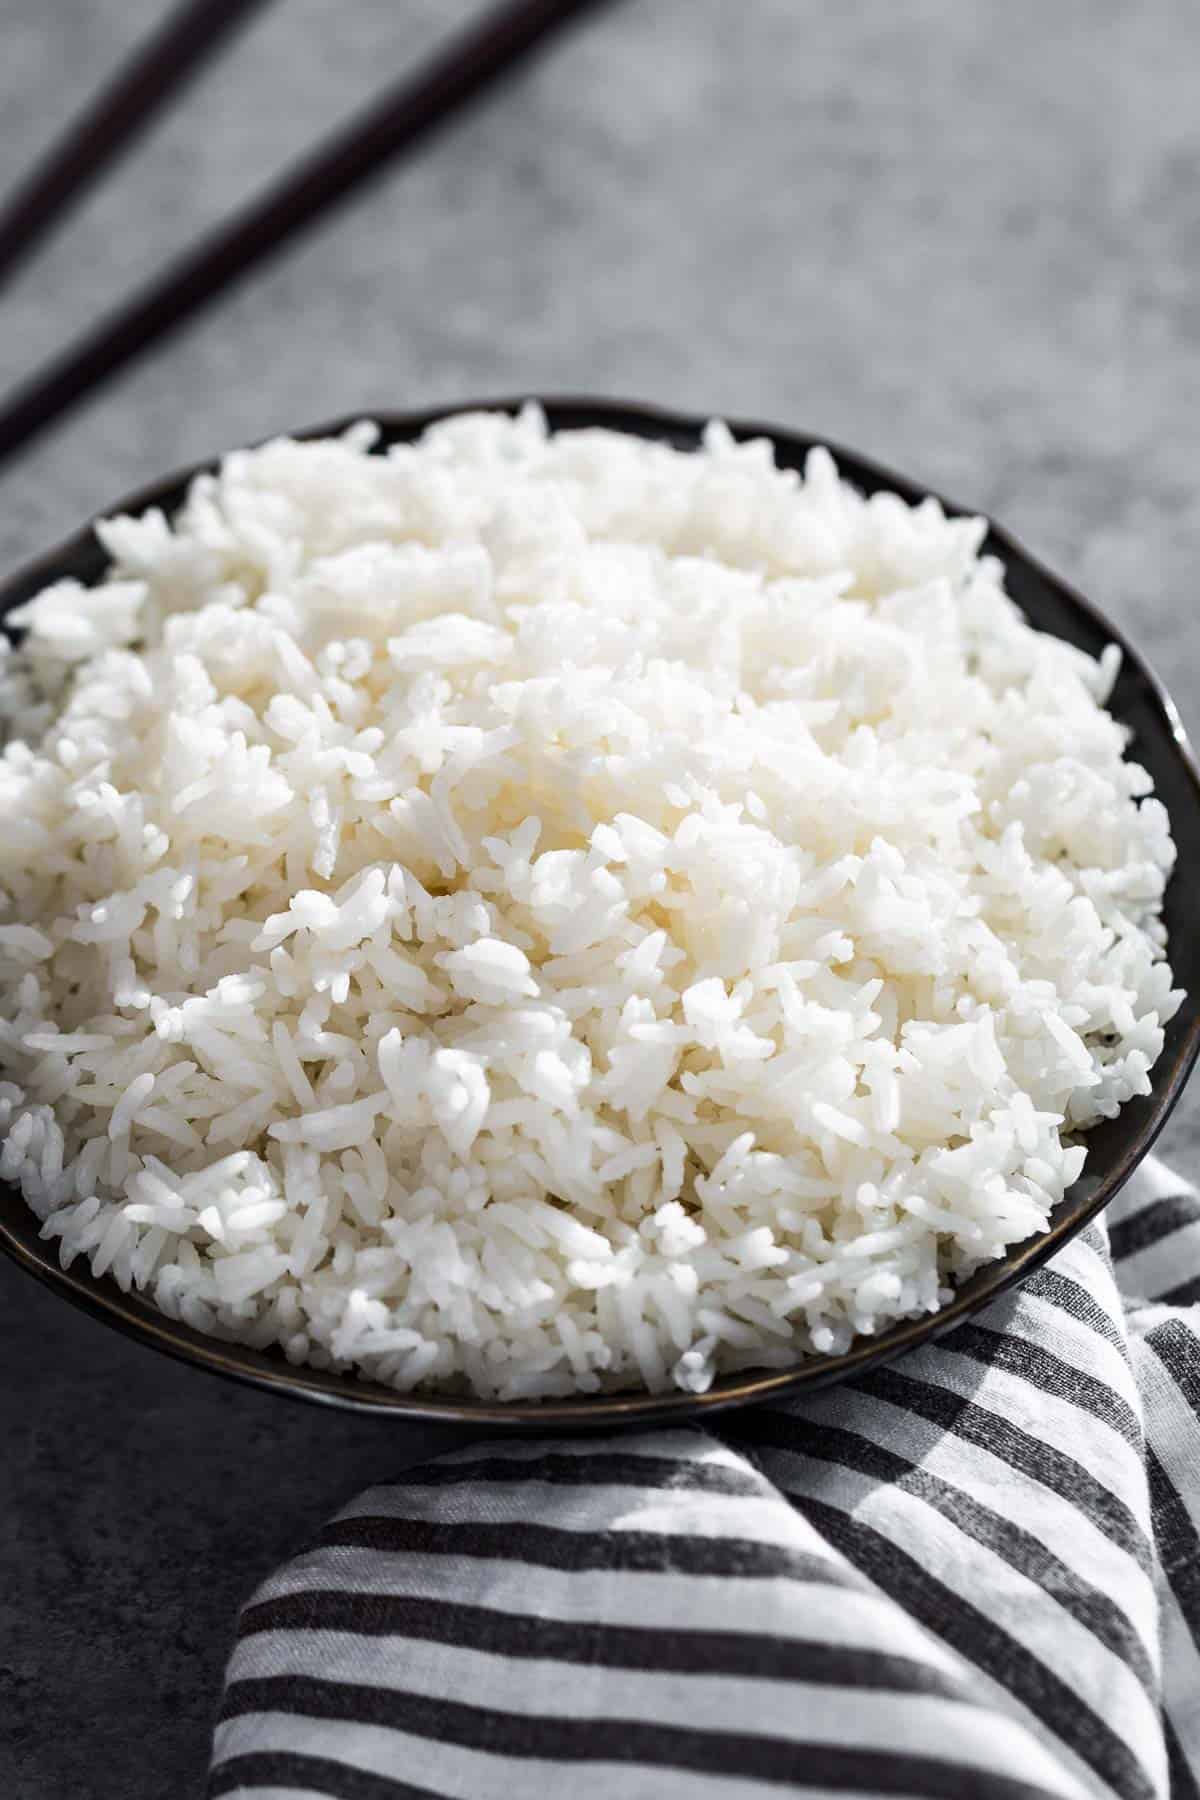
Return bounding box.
[209,1154,1200,1800]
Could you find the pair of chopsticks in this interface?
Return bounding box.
[0,0,611,474]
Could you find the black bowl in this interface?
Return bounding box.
[2,397,1198,1428]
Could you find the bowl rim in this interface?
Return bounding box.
[2,392,1198,1429]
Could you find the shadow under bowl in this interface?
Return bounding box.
[2,396,1198,1429]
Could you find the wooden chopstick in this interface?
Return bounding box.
[0,0,271,289]
[0,0,613,475]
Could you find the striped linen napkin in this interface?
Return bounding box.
[209,1153,1200,1800]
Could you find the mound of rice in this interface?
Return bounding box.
[0,408,1180,1398]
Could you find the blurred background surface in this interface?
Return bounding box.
[2,4,1199,1794]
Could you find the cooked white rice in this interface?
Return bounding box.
[0,408,1180,1398]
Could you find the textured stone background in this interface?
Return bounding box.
[2,3,1199,1794]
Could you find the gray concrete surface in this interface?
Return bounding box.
[2,2,1199,1794]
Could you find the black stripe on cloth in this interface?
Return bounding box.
[798,1499,1157,1800]
[1109,1194,1200,1263]
[1158,1273,1200,1307]
[1020,1265,1129,1358]
[940,1323,1143,1448]
[209,1749,442,1799]
[377,1449,765,1499]
[1146,1315,1200,1414]
[218,1674,1071,1800]
[314,1515,861,1587]
[1166,1720,1200,1800]
[852,1364,1154,1572]
[237,1588,968,1700]
[723,1411,1158,1700]
[1080,1223,1107,1258]
[1146,1447,1200,1642]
